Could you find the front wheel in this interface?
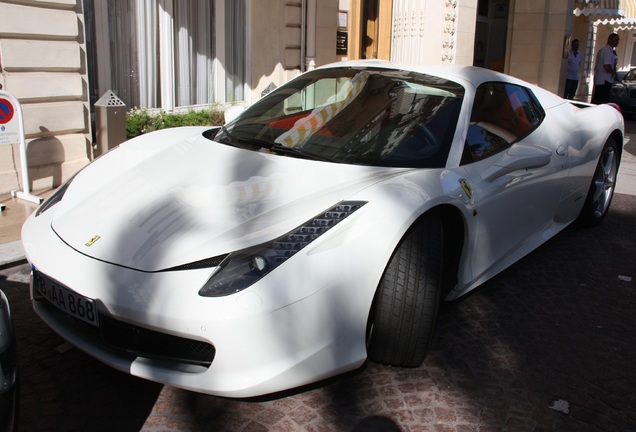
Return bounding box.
[578,138,620,226]
[367,214,443,368]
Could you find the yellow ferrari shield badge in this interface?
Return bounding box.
[85,235,101,247]
[459,179,473,199]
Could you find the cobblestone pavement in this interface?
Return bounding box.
[1,153,635,432]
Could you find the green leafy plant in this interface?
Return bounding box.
[126,106,225,139]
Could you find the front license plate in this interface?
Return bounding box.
[33,269,99,327]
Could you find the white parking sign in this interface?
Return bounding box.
[0,96,19,145]
[0,90,42,206]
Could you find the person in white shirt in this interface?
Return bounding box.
[564,39,582,100]
[592,33,620,104]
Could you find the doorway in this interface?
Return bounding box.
[348,0,392,60]
[473,0,509,71]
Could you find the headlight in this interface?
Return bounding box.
[199,200,367,297]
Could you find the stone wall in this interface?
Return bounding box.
[0,0,90,195]
[506,0,574,94]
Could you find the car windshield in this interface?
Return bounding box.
[623,69,636,81]
[210,67,465,168]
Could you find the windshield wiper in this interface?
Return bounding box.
[215,127,332,162]
[215,127,272,150]
[215,125,238,146]
[266,144,334,162]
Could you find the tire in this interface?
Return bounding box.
[578,138,620,226]
[367,214,443,367]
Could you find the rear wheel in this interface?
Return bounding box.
[367,214,443,367]
[578,138,620,226]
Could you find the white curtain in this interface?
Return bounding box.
[225,0,246,102]
[174,0,215,107]
[103,0,232,109]
[108,0,159,108]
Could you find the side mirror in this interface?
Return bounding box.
[224,105,246,124]
[481,143,552,182]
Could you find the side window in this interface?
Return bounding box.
[463,82,545,164]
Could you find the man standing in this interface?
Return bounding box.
[592,33,620,104]
[564,39,582,100]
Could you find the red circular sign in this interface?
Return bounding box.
[0,98,15,125]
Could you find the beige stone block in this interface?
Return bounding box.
[458,1,477,17]
[11,0,78,7]
[25,136,65,166]
[545,31,567,58]
[285,27,302,47]
[316,1,338,27]
[455,32,476,61]
[316,22,337,56]
[510,41,542,63]
[509,62,540,84]
[22,101,86,136]
[28,164,64,191]
[510,29,534,44]
[0,173,19,195]
[316,47,337,65]
[0,40,81,71]
[548,1,570,15]
[60,159,87,182]
[513,0,547,14]
[26,134,88,166]
[284,4,301,25]
[285,48,302,69]
[547,13,568,31]
[4,73,84,101]
[8,140,88,192]
[0,3,78,38]
[0,146,17,172]
[541,66,562,93]
[512,13,544,31]
[457,7,477,34]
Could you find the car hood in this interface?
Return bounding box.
[51,127,405,272]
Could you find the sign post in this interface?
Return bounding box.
[0,90,42,211]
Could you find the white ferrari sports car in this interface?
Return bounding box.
[23,61,623,397]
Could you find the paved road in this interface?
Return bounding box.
[1,140,635,432]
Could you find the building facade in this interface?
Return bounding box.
[0,0,634,196]
[0,0,91,197]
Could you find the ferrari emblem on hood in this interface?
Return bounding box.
[459,179,473,199]
[85,235,101,247]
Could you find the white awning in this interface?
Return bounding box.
[574,0,625,17]
[611,18,636,29]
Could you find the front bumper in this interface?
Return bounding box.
[22,211,374,397]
